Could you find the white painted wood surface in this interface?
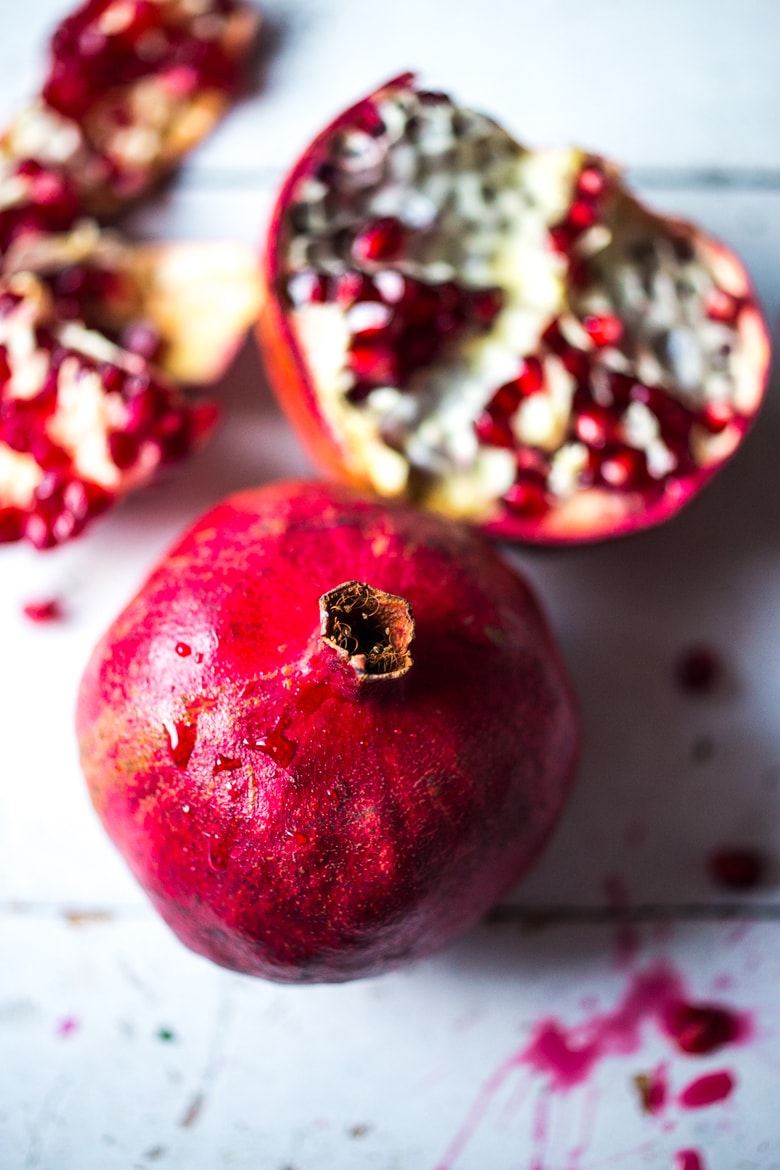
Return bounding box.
[3,3,780,1168]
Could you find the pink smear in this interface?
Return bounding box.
[523,966,682,1090]
[678,1070,735,1109]
[674,1150,705,1170]
[55,1016,79,1037]
[22,597,65,623]
[435,964,747,1170]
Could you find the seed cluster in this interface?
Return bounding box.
[0,276,214,548]
[0,0,257,546]
[1,0,257,224]
[279,78,757,523]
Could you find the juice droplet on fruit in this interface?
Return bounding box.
[678,1069,735,1108]
[207,836,230,871]
[244,727,296,768]
[175,641,192,657]
[212,753,241,774]
[163,718,197,769]
[293,680,332,718]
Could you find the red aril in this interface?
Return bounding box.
[0,273,216,548]
[76,480,579,982]
[260,75,769,544]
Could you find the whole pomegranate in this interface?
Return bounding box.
[260,75,770,544]
[77,480,579,982]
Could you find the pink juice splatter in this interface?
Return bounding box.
[435,964,748,1170]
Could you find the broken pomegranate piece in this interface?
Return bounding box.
[4,224,262,384]
[0,273,216,548]
[260,75,770,544]
[0,0,259,231]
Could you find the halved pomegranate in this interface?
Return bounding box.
[260,75,770,544]
[0,273,216,549]
[0,0,260,232]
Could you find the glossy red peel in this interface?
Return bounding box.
[77,480,579,982]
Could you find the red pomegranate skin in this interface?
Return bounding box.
[76,480,579,982]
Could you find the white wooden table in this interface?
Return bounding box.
[3,3,780,1168]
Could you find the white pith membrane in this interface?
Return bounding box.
[276,81,767,533]
[0,273,212,547]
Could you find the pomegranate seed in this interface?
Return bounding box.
[583,314,623,347]
[595,446,649,490]
[22,597,66,623]
[287,271,328,307]
[24,512,58,550]
[108,430,141,470]
[503,476,549,517]
[516,355,544,396]
[663,1000,741,1055]
[568,200,597,230]
[515,447,551,478]
[609,372,638,405]
[707,847,765,890]
[333,271,376,308]
[0,507,24,543]
[352,100,386,137]
[399,281,442,325]
[705,288,742,323]
[674,1152,705,1170]
[399,327,438,371]
[63,479,112,521]
[468,288,503,325]
[576,164,607,197]
[573,404,614,449]
[548,222,578,253]
[353,217,406,263]
[348,340,398,385]
[490,381,524,416]
[699,401,733,434]
[474,408,514,449]
[675,645,721,693]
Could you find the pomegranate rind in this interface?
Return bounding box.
[260,77,771,546]
[77,479,580,982]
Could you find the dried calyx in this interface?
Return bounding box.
[267,75,769,543]
[319,579,414,680]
